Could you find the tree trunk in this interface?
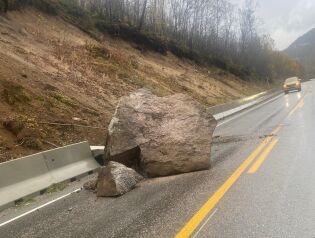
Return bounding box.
[3,0,8,12]
[138,0,148,31]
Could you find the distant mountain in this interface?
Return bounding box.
[284,28,315,77]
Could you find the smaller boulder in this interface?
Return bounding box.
[97,161,143,197]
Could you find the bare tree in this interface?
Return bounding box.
[138,0,148,30]
[2,0,8,12]
[74,0,303,80]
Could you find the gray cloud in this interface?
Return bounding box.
[231,0,315,50]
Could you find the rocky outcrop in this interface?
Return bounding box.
[97,161,143,197]
[105,88,217,177]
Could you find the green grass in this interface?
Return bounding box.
[45,182,68,194]
[15,196,36,207]
[14,182,68,208]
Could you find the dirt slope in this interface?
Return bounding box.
[0,8,267,162]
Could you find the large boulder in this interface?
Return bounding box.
[105,88,217,177]
[97,161,143,197]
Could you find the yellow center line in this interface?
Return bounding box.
[247,138,279,174]
[174,126,281,238]
[288,100,303,117]
[271,125,282,136]
[288,93,307,117]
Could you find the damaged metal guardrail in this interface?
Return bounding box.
[0,89,282,212]
[0,141,100,211]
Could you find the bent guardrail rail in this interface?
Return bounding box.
[0,141,100,211]
[0,89,283,212]
[44,142,100,183]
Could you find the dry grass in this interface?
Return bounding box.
[0,8,270,162]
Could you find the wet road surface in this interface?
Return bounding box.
[1,81,314,238]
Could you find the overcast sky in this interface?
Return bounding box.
[231,0,315,50]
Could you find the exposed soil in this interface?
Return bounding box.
[0,8,269,163]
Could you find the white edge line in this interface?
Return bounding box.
[0,93,281,228]
[192,208,218,238]
[217,94,283,127]
[0,188,82,228]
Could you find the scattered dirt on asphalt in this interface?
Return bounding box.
[259,133,280,139]
[212,135,249,144]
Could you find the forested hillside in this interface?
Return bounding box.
[4,0,303,81]
[72,0,303,81]
[284,28,315,77]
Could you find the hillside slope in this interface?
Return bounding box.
[284,28,315,76]
[0,8,268,162]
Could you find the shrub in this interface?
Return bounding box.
[7,0,58,15]
[95,21,168,55]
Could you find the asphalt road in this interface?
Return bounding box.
[1,81,315,238]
